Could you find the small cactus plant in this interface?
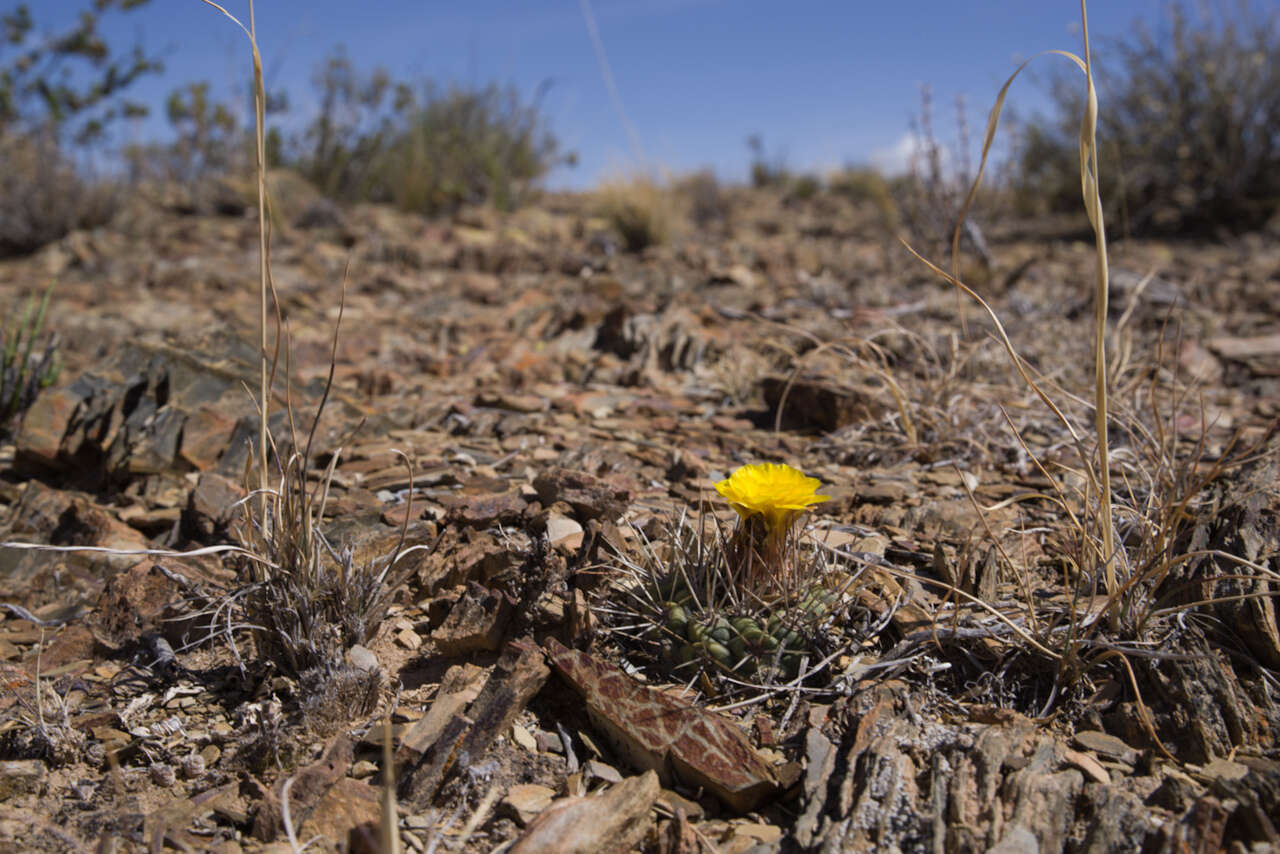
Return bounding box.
[1,285,61,434]
[602,463,869,693]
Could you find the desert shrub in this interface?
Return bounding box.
[784,173,821,202]
[0,2,160,145]
[0,1,159,254]
[596,174,678,252]
[828,166,901,231]
[0,130,118,256]
[746,133,789,188]
[293,49,566,215]
[1013,2,1280,233]
[890,88,999,266]
[675,169,730,230]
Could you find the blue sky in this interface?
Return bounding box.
[32,0,1170,188]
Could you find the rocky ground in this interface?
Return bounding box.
[0,180,1278,852]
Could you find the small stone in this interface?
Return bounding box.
[545,514,584,552]
[534,729,563,754]
[346,644,379,672]
[583,759,623,784]
[656,788,704,820]
[502,783,556,826]
[431,582,515,656]
[0,760,47,798]
[1073,730,1139,765]
[397,628,422,651]
[1202,757,1250,782]
[180,753,206,779]
[350,760,378,780]
[512,724,538,753]
[150,762,176,787]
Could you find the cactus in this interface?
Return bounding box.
[654,576,844,682]
[601,508,866,693]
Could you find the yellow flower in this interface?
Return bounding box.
[714,463,829,533]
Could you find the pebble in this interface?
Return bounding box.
[0,760,47,799]
[511,723,538,753]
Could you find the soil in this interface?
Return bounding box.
[0,182,1278,852]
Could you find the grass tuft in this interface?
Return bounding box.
[595,173,679,252]
[1,283,61,435]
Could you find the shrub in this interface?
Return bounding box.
[0,1,157,254]
[675,169,729,230]
[0,130,118,256]
[1013,2,1280,233]
[746,133,789,188]
[828,166,901,231]
[293,49,567,215]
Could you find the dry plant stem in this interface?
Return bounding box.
[907,0,1120,629]
[250,0,270,530]
[381,716,401,854]
[1078,0,1118,627]
[195,0,273,529]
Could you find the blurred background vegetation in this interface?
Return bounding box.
[0,0,1276,258]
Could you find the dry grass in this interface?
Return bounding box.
[889,0,1277,745]
[595,172,681,252]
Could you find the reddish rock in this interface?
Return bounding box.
[542,637,777,813]
[439,488,528,528]
[532,468,632,522]
[509,771,659,854]
[431,582,516,655]
[184,471,245,539]
[297,777,382,852]
[180,404,237,471]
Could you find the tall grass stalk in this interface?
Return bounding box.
[907,0,1119,623]
[195,0,273,530]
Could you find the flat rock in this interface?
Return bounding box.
[502,783,556,826]
[532,468,632,522]
[431,581,515,655]
[296,777,381,851]
[542,637,777,813]
[509,770,659,854]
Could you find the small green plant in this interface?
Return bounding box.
[1,284,61,433]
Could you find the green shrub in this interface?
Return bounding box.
[293,49,566,215]
[1013,2,1280,233]
[784,173,821,202]
[828,166,901,231]
[675,169,729,230]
